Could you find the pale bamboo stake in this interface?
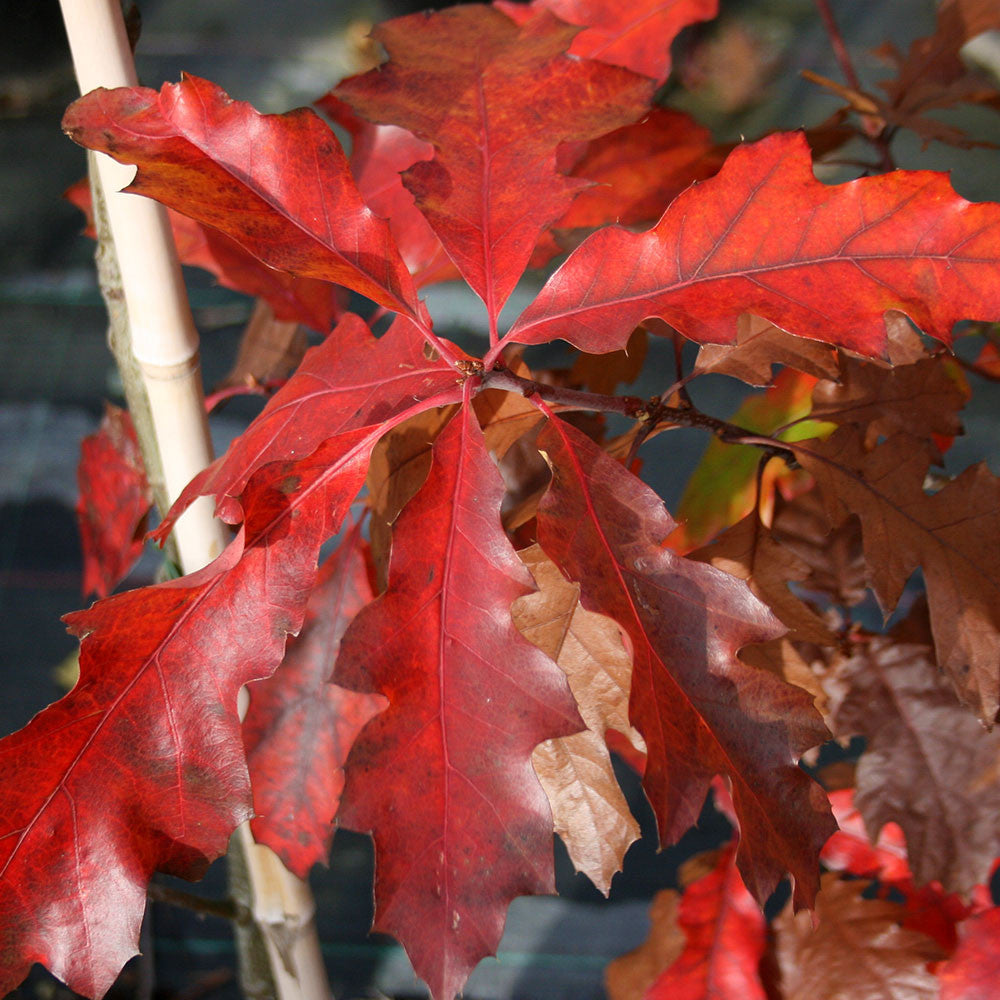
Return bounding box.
[58,3,331,998]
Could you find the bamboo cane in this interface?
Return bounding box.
[58,3,331,998]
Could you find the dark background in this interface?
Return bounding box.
[1,1,999,998]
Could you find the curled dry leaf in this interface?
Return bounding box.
[824,628,1000,894]
[513,544,641,894]
[810,355,967,447]
[772,875,945,1000]
[694,314,840,387]
[791,428,1000,720]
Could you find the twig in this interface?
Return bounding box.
[479,364,644,417]
[812,0,861,92]
[147,883,248,924]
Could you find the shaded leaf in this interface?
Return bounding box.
[495,0,719,83]
[536,417,835,908]
[63,74,421,318]
[335,6,653,326]
[552,108,723,235]
[513,544,640,894]
[772,875,944,1000]
[824,629,1000,894]
[334,403,583,1000]
[243,526,384,877]
[0,430,375,997]
[646,843,766,1000]
[570,327,648,397]
[316,95,456,287]
[693,512,833,644]
[791,429,1000,718]
[76,404,152,599]
[219,300,307,393]
[505,131,1000,359]
[810,355,967,446]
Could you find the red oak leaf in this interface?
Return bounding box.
[938,906,1000,1000]
[0,429,376,998]
[552,107,723,232]
[822,788,912,885]
[333,401,583,1000]
[62,74,421,319]
[243,525,384,878]
[495,0,719,83]
[316,95,456,288]
[334,5,653,329]
[535,416,835,908]
[502,131,1000,362]
[164,312,465,529]
[65,179,345,333]
[76,404,152,599]
[647,842,767,1000]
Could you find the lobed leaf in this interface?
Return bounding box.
[0,430,375,996]
[535,416,835,908]
[505,131,1000,360]
[333,402,583,1000]
[335,5,653,327]
[513,544,641,894]
[243,526,384,877]
[62,74,421,318]
[791,429,1000,719]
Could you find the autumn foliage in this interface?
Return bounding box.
[6,0,1000,997]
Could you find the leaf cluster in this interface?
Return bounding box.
[5,1,1000,998]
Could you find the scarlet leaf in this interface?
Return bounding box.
[166,312,464,528]
[646,843,766,1000]
[62,74,421,318]
[0,430,374,997]
[513,544,641,894]
[504,131,1000,360]
[334,6,653,327]
[772,876,944,1000]
[550,108,722,235]
[316,95,456,288]
[243,526,384,877]
[791,429,1000,719]
[821,788,912,885]
[76,404,152,599]
[938,907,1000,1000]
[495,0,719,82]
[333,402,583,1000]
[535,416,835,908]
[826,631,1000,894]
